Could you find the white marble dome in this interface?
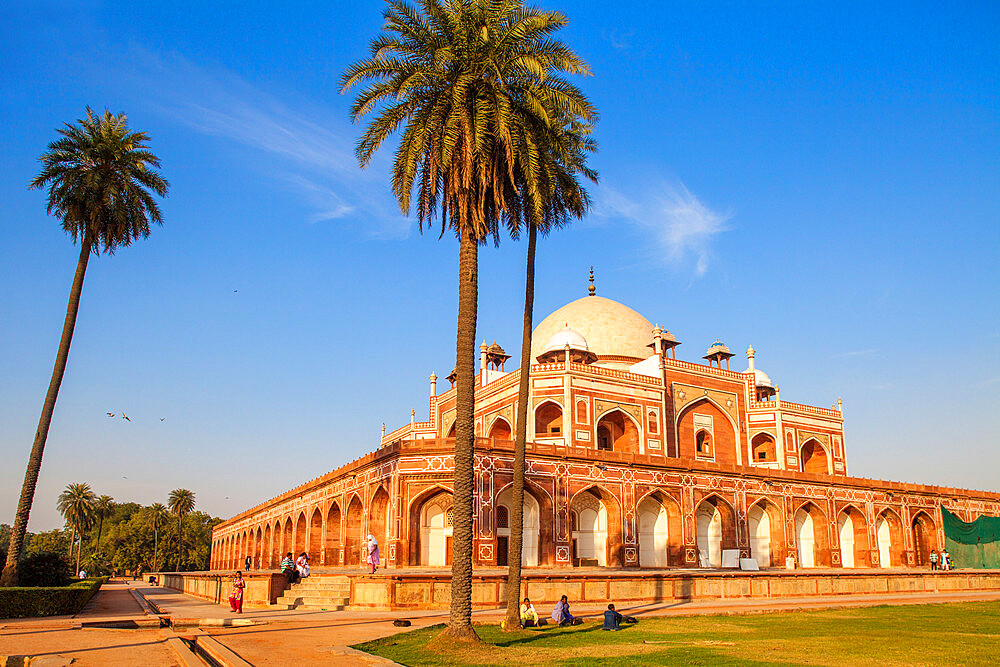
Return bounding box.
[541,325,591,355]
[747,367,774,389]
[531,296,655,363]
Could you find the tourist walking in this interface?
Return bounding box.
[229,571,245,613]
[929,550,938,570]
[366,535,380,574]
[245,555,252,571]
[281,552,299,584]
[520,597,540,628]
[603,603,624,631]
[296,552,310,579]
[551,595,580,626]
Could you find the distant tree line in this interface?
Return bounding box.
[1,484,220,581]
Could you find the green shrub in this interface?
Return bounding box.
[19,551,70,587]
[0,578,103,619]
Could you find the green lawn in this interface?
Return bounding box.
[354,601,1000,666]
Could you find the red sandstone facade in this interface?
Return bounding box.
[210,295,1000,573]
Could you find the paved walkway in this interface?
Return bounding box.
[4,581,1000,666]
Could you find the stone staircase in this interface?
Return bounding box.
[275,574,352,611]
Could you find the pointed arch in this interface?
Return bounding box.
[746,497,784,566]
[487,416,513,441]
[875,507,905,568]
[635,489,683,567]
[294,511,307,555]
[751,432,778,464]
[595,408,640,453]
[694,493,738,567]
[912,510,937,566]
[534,400,563,437]
[494,478,555,566]
[254,526,263,569]
[410,487,454,566]
[369,486,391,565]
[800,438,831,475]
[837,504,870,568]
[345,495,364,566]
[569,484,624,567]
[325,501,342,565]
[676,396,740,465]
[793,501,831,567]
[309,507,323,559]
[282,517,293,559]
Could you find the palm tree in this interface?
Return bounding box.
[168,489,195,571]
[148,503,167,572]
[503,117,597,630]
[93,495,114,553]
[57,483,96,575]
[1,109,169,586]
[342,0,593,641]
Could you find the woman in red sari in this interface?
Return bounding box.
[229,571,245,613]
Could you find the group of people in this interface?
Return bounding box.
[228,535,383,613]
[929,548,953,571]
[518,595,631,631]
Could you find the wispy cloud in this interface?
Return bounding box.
[595,181,731,277]
[125,51,410,239]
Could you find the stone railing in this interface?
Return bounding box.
[159,570,289,608]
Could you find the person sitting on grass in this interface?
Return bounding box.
[551,594,579,626]
[281,552,299,584]
[603,603,624,631]
[520,597,540,628]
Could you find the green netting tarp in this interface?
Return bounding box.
[941,506,1000,569]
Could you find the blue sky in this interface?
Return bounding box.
[1,1,997,531]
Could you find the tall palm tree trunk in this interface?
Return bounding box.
[68,525,77,564]
[153,524,159,572]
[1,237,92,586]
[446,231,480,641]
[504,224,537,629]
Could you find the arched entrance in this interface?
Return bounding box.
[252,528,261,569]
[282,517,293,558]
[912,511,937,566]
[571,489,609,566]
[417,490,453,566]
[876,510,904,568]
[345,496,364,566]
[488,418,512,441]
[695,495,737,568]
[747,500,781,567]
[800,439,829,475]
[637,496,669,567]
[496,486,541,567]
[794,502,830,567]
[325,503,342,566]
[309,508,322,559]
[370,487,390,565]
[295,513,307,555]
[596,410,639,453]
[838,506,870,568]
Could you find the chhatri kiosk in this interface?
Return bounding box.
[210,284,1000,575]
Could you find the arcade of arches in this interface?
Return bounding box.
[210,472,964,572]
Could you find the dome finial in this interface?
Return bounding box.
[588,266,595,296]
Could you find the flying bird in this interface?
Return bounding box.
[106,412,115,418]
[160,418,166,422]
[122,413,131,422]
[233,289,238,293]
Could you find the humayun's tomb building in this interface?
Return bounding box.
[209,288,1000,578]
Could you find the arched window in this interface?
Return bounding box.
[535,402,563,436]
[751,433,777,463]
[446,508,454,527]
[696,430,713,457]
[576,400,588,424]
[496,505,509,529]
[647,410,658,434]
